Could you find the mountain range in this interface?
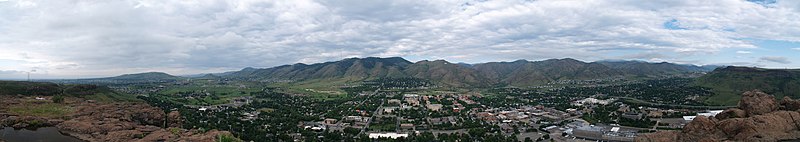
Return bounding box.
[216,57,717,87]
[43,57,800,107]
[81,57,720,87]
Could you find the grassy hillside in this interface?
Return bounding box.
[224,57,716,88]
[0,81,62,96]
[695,66,800,105]
[0,81,139,102]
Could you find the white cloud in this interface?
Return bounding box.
[0,0,799,78]
[736,50,752,54]
[792,47,800,51]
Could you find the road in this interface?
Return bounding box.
[358,89,384,136]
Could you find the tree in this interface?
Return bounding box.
[53,95,64,103]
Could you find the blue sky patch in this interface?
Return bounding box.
[663,19,687,30]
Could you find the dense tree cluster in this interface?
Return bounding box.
[489,78,715,111]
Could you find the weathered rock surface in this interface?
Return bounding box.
[1,115,53,129]
[636,90,800,142]
[167,111,182,128]
[782,96,800,111]
[714,108,745,120]
[635,131,678,142]
[0,96,233,142]
[55,103,227,142]
[739,90,778,117]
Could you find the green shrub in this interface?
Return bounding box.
[52,95,64,103]
[217,134,243,142]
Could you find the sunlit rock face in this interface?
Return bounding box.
[636,90,800,142]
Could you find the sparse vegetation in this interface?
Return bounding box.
[8,102,73,118]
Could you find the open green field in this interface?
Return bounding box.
[703,89,741,106]
[8,101,74,118]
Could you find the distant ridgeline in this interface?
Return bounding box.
[50,72,184,85]
[221,57,717,87]
[0,81,136,102]
[695,66,800,105]
[0,81,61,96]
[20,57,800,106]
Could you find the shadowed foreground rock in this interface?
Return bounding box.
[637,90,800,142]
[0,95,235,142]
[56,103,230,142]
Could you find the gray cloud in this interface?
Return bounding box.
[759,56,792,64]
[0,0,799,78]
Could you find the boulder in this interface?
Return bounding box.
[11,123,28,128]
[167,111,182,127]
[715,108,746,120]
[739,90,778,117]
[637,90,800,142]
[781,96,800,111]
[716,118,758,140]
[680,116,722,141]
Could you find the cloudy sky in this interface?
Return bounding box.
[1,0,799,79]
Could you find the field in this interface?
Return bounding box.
[7,100,74,118]
[703,89,741,106]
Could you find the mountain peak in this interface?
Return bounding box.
[540,58,586,65]
[107,72,180,80]
[119,72,172,76]
[417,59,452,64]
[512,59,529,63]
[341,57,411,65]
[715,66,764,72]
[241,67,257,71]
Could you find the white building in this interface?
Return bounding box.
[573,98,615,106]
[683,110,724,121]
[368,133,409,139]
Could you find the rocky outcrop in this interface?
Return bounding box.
[0,95,234,142]
[54,103,229,142]
[1,115,55,129]
[167,111,182,128]
[636,90,800,142]
[714,108,745,120]
[782,96,800,111]
[739,90,778,117]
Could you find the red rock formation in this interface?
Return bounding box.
[739,90,778,117]
[167,111,182,127]
[0,94,235,142]
[637,90,800,142]
[781,96,800,111]
[714,108,745,120]
[54,103,233,142]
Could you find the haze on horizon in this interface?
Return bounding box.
[1,0,799,79]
